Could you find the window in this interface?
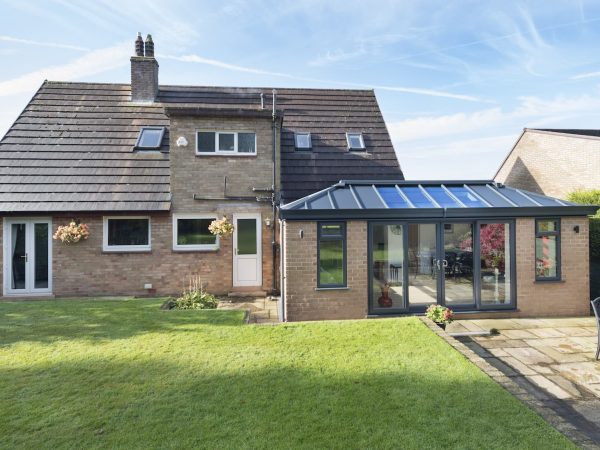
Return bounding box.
[135,127,165,149]
[173,215,218,251]
[535,219,561,280]
[103,217,151,252]
[346,132,365,151]
[317,222,346,288]
[294,132,312,150]
[196,131,256,155]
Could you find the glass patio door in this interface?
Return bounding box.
[441,222,475,307]
[4,219,52,295]
[407,223,439,308]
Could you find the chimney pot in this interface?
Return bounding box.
[144,34,154,57]
[135,32,144,57]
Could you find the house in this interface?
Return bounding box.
[1,35,596,322]
[0,34,402,300]
[495,128,600,198]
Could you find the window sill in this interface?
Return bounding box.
[102,249,152,254]
[172,248,219,253]
[315,286,349,291]
[195,153,257,157]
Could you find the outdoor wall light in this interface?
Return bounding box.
[265,217,272,228]
[176,136,188,147]
[574,225,580,234]
[299,229,304,239]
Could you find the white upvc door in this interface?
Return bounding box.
[232,213,262,287]
[3,218,52,296]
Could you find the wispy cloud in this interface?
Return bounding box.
[0,35,88,51]
[161,54,292,77]
[309,47,367,66]
[570,70,600,80]
[0,42,130,97]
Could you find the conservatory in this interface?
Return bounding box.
[279,180,597,322]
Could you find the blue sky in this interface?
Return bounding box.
[2,0,600,179]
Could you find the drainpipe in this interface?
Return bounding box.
[271,89,278,295]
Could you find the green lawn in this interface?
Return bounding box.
[0,299,573,449]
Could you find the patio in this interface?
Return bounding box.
[449,317,600,445]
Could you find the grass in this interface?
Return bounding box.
[0,299,574,450]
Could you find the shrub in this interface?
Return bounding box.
[173,276,219,310]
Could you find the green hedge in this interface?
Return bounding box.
[591,218,600,259]
[566,190,600,259]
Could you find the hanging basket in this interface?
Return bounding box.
[53,221,90,244]
[208,216,234,238]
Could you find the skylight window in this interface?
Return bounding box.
[346,132,365,151]
[294,132,312,150]
[135,127,165,149]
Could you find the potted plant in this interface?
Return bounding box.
[378,282,393,307]
[425,304,454,330]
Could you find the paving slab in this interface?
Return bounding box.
[504,347,555,365]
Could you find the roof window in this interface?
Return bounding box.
[294,132,312,150]
[135,127,165,149]
[346,132,365,151]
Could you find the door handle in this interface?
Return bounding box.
[20,253,28,262]
[442,259,448,268]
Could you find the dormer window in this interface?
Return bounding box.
[135,127,165,150]
[346,132,365,151]
[196,131,256,155]
[294,132,312,150]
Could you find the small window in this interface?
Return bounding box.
[535,219,561,281]
[346,132,365,151]
[135,127,165,149]
[103,217,151,252]
[317,222,346,288]
[196,131,256,155]
[173,215,219,251]
[294,132,312,150]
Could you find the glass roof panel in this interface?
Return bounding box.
[447,186,488,208]
[377,187,409,208]
[424,186,460,208]
[400,186,434,208]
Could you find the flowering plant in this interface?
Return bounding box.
[208,216,234,237]
[425,304,454,325]
[53,221,90,244]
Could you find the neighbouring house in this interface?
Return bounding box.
[1,35,597,322]
[495,128,600,198]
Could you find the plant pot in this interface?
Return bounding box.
[436,322,446,330]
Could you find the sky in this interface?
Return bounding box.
[2,0,600,179]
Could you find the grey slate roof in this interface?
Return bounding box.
[0,81,402,212]
[280,180,598,219]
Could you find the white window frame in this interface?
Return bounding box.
[135,126,165,150]
[196,130,257,156]
[103,216,151,252]
[172,214,219,251]
[346,132,366,150]
[294,132,312,150]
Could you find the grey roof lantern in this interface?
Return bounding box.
[280,180,599,220]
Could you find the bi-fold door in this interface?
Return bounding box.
[369,220,514,314]
[3,218,52,296]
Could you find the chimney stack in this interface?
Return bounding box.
[130,33,159,103]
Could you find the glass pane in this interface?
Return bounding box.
[447,187,487,208]
[320,224,343,237]
[138,128,162,148]
[218,133,235,151]
[237,219,257,255]
[348,134,363,149]
[108,219,149,246]
[537,220,558,233]
[425,187,460,208]
[377,187,409,208]
[238,133,256,153]
[443,223,474,304]
[177,219,216,246]
[11,223,26,290]
[400,187,434,208]
[197,132,215,152]
[319,239,344,285]
[34,223,49,289]
[480,223,511,305]
[295,133,311,148]
[408,223,437,306]
[371,224,404,310]
[536,235,558,278]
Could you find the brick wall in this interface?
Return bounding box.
[130,56,159,102]
[496,130,600,198]
[283,220,368,321]
[1,211,274,298]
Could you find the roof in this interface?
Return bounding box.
[280,180,599,220]
[0,82,402,212]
